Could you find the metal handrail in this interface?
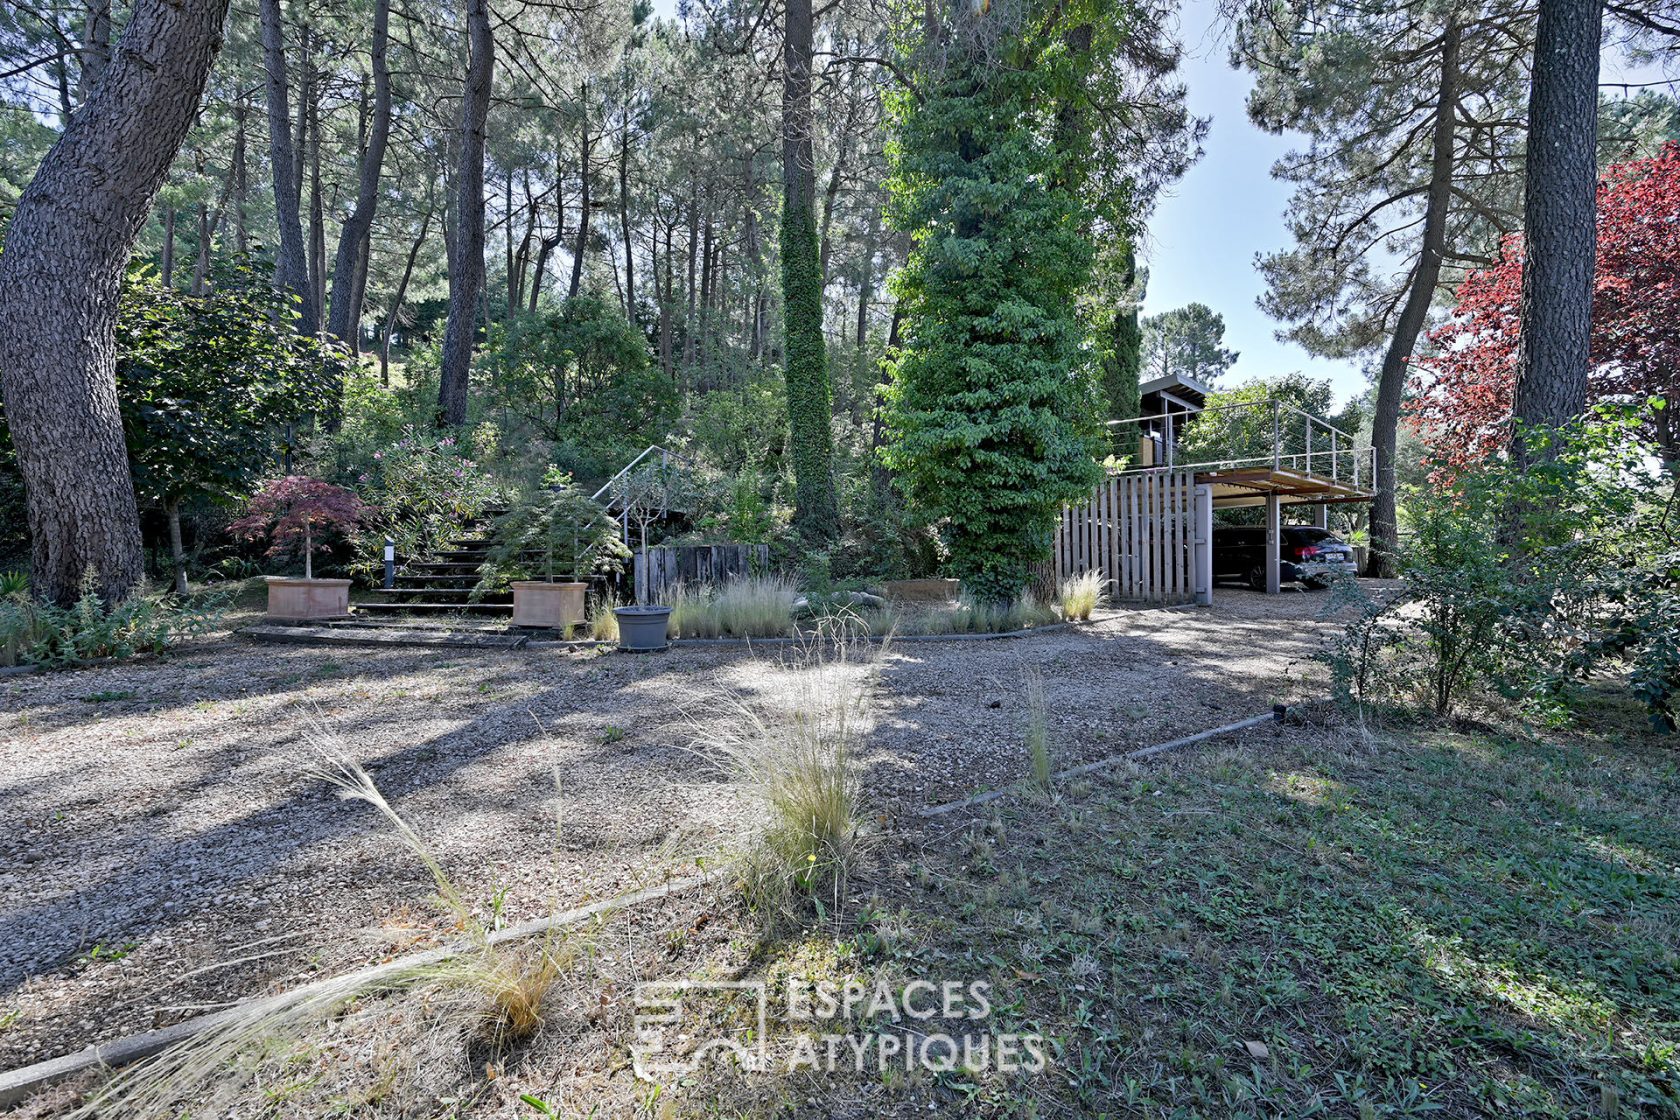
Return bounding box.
[589,445,696,505]
[1105,399,1372,490]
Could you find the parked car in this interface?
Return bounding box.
[1212,525,1359,590]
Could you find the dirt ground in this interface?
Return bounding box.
[0,583,1371,1074]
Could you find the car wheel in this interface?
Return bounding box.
[1305,577,1331,591]
[1247,565,1266,591]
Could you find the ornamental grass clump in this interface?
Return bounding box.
[1059,570,1105,622]
[693,620,879,923]
[666,573,799,639]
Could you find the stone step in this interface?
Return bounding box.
[244,624,528,650]
[355,601,514,615]
[370,587,509,600]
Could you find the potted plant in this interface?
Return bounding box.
[230,477,363,620]
[603,456,689,651]
[477,470,628,631]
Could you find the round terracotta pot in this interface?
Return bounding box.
[265,576,352,621]
[511,581,588,629]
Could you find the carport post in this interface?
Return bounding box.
[1265,493,1281,594]
[1193,484,1213,606]
[1315,503,1328,530]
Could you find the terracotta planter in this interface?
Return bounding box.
[880,578,960,603]
[511,581,588,629]
[614,605,672,651]
[265,576,352,621]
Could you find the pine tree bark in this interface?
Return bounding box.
[437,0,494,427]
[619,119,635,315]
[260,0,315,333]
[326,0,392,347]
[568,85,592,301]
[0,0,231,605]
[780,0,839,538]
[1367,22,1460,578]
[1511,0,1601,456]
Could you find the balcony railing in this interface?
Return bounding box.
[1106,399,1375,491]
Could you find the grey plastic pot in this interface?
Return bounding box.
[613,605,673,651]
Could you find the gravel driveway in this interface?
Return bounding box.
[0,584,1369,1071]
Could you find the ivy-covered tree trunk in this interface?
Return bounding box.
[779,0,839,540]
[0,0,231,606]
[881,24,1102,604]
[325,0,392,349]
[1102,244,1144,455]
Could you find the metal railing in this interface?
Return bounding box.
[1105,399,1375,491]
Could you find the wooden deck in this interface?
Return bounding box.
[1195,466,1374,508]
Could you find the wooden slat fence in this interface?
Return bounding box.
[1054,471,1195,604]
[635,543,771,604]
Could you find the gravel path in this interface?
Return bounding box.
[0,584,1372,1071]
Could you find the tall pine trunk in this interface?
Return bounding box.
[1511,0,1601,458]
[1368,21,1459,578]
[438,0,494,427]
[0,0,231,605]
[780,0,838,538]
[326,0,392,347]
[260,0,315,332]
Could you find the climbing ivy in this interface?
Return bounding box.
[880,10,1107,603]
[780,200,839,540]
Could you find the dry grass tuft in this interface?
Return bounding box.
[691,619,879,924]
[666,573,799,639]
[1059,570,1105,622]
[1023,668,1055,800]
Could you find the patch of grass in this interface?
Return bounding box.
[666,574,799,639]
[79,690,137,703]
[831,724,1680,1117]
[1058,570,1105,622]
[874,594,1061,637]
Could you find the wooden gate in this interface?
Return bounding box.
[1054,471,1196,604]
[635,543,770,604]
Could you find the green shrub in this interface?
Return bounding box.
[1,573,228,669]
[1322,405,1680,727]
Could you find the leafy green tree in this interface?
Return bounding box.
[116,257,348,593]
[1140,302,1237,384]
[490,296,678,480]
[881,3,1110,603]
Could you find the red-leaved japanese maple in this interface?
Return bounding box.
[229,477,364,580]
[1410,141,1680,474]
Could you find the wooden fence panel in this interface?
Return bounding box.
[634,543,770,604]
[1055,471,1194,605]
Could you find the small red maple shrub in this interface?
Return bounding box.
[229,476,364,580]
[1410,141,1680,475]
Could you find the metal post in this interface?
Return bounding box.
[1165,410,1175,468]
[1193,484,1213,606]
[383,538,395,589]
[1265,493,1281,595]
[1315,503,1328,530]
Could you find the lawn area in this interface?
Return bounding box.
[809,711,1680,1118]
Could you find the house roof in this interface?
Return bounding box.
[1139,372,1213,410]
